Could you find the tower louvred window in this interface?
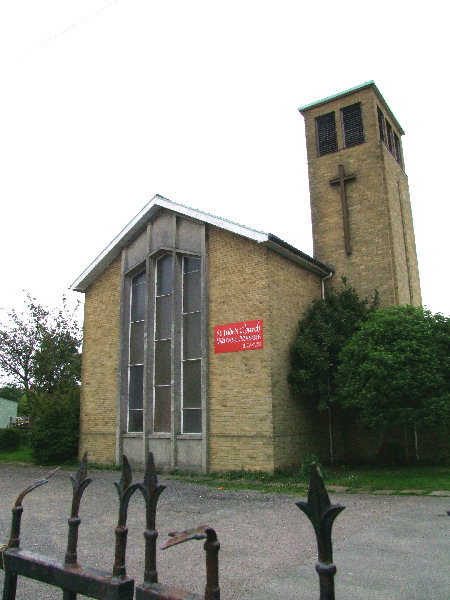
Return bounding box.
[341,102,364,147]
[386,119,393,152]
[377,106,385,143]
[394,133,403,168]
[315,112,338,156]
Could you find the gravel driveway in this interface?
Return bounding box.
[1,464,449,599]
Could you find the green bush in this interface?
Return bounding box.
[28,384,80,464]
[0,427,22,451]
[298,453,322,481]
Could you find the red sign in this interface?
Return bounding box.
[214,319,263,353]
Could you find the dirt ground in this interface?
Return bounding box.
[0,464,449,599]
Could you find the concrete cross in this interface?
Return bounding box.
[329,164,356,256]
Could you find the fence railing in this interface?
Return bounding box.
[0,452,344,600]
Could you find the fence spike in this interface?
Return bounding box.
[296,462,345,600]
[65,451,92,566]
[137,452,166,584]
[112,455,140,578]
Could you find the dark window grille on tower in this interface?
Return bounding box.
[315,112,338,156]
[377,106,385,143]
[394,133,403,168]
[386,119,393,152]
[341,102,364,147]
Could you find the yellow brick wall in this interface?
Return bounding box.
[382,148,422,306]
[207,226,274,471]
[207,226,329,472]
[79,255,121,463]
[267,252,327,469]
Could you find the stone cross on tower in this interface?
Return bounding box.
[329,164,355,256]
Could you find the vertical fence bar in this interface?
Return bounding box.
[138,452,166,584]
[2,468,58,600]
[203,527,220,600]
[159,525,220,599]
[63,452,92,600]
[296,463,345,600]
[112,456,140,578]
[65,452,92,567]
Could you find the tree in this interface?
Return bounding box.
[0,295,49,391]
[0,294,82,392]
[337,305,450,460]
[0,385,23,402]
[288,279,378,460]
[28,382,80,464]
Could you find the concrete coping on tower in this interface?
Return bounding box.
[299,81,404,136]
[70,195,332,292]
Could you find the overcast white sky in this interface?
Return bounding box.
[1,1,448,320]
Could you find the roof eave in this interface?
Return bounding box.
[299,81,404,136]
[70,195,269,292]
[264,235,333,276]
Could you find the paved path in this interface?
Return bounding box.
[0,464,449,599]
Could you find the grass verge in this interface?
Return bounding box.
[0,446,34,464]
[0,446,120,470]
[0,449,448,495]
[166,464,450,495]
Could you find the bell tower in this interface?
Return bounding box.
[300,82,421,306]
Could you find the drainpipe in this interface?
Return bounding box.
[321,271,333,299]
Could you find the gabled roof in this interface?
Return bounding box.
[70,195,332,292]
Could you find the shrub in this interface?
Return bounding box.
[0,427,22,451]
[298,453,322,481]
[28,384,80,464]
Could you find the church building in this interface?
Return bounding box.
[71,82,421,472]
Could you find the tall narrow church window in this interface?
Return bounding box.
[341,102,364,147]
[386,120,393,153]
[182,256,202,433]
[154,254,173,433]
[377,106,385,143]
[128,270,146,432]
[315,112,338,156]
[394,133,403,168]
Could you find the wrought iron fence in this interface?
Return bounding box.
[0,452,344,600]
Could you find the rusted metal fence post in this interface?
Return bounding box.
[63,451,92,600]
[65,451,92,567]
[1,456,135,600]
[138,452,166,584]
[161,525,220,600]
[2,468,58,600]
[202,527,221,600]
[112,455,141,579]
[296,462,345,600]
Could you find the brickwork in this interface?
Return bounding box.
[382,147,422,305]
[79,255,121,463]
[207,226,274,471]
[207,226,331,472]
[266,252,327,468]
[301,84,421,307]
